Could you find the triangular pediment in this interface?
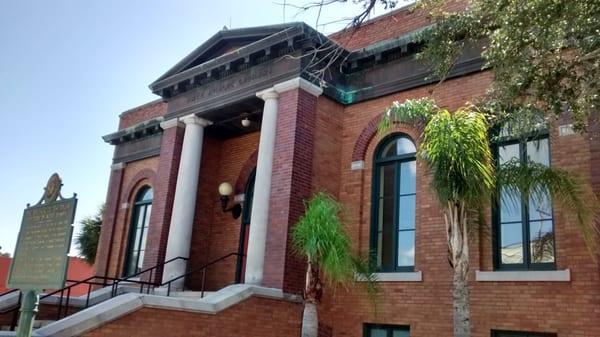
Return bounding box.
[152,23,304,85]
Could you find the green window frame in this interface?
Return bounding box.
[492,329,557,337]
[370,134,417,272]
[364,323,410,337]
[124,186,153,277]
[493,134,556,270]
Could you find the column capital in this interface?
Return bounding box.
[160,118,185,130]
[180,114,212,127]
[273,77,323,97]
[111,162,126,170]
[256,88,279,101]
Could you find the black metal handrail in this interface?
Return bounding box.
[0,254,240,331]
[161,252,243,297]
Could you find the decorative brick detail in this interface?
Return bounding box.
[262,88,318,294]
[351,115,382,162]
[95,166,124,278]
[142,126,184,283]
[118,100,166,130]
[234,150,258,195]
[83,297,302,337]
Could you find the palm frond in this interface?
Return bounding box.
[420,108,495,208]
[292,192,355,285]
[378,98,437,136]
[497,161,600,257]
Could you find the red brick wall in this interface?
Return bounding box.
[83,297,302,337]
[314,71,600,337]
[329,1,466,51]
[101,157,159,279]
[262,88,319,294]
[142,125,184,283]
[118,100,166,130]
[186,132,260,291]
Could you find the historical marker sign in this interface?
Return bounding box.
[7,173,77,290]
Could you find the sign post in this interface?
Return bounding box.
[7,173,77,337]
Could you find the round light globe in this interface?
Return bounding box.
[218,182,233,196]
[241,118,251,127]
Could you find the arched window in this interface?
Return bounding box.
[124,186,153,277]
[371,134,417,272]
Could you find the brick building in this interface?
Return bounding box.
[33,3,600,337]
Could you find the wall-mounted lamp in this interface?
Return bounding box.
[241,117,251,127]
[218,182,241,219]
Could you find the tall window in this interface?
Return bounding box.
[124,186,153,277]
[365,323,410,337]
[495,135,555,270]
[371,134,417,272]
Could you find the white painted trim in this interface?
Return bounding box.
[110,162,126,170]
[256,88,279,100]
[350,160,365,170]
[180,114,212,127]
[357,271,422,282]
[475,269,571,282]
[29,285,301,337]
[272,77,323,97]
[160,118,185,130]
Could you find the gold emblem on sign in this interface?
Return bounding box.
[43,173,62,204]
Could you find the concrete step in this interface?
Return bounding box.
[152,288,215,299]
[33,320,55,329]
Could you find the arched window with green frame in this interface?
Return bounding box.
[124,186,153,277]
[371,134,417,272]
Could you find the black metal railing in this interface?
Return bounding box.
[0,253,242,331]
[161,252,242,297]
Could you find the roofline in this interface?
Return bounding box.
[118,98,165,118]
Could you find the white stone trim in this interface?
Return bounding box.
[160,118,185,129]
[120,202,130,210]
[256,88,279,100]
[558,124,575,136]
[28,285,300,337]
[234,194,245,203]
[272,77,323,97]
[180,114,212,127]
[475,269,571,282]
[110,162,126,170]
[356,271,422,282]
[350,160,365,170]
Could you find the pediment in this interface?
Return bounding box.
[152,23,305,85]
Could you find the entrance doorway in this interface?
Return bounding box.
[235,169,255,283]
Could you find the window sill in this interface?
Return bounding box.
[475,269,570,282]
[357,271,422,282]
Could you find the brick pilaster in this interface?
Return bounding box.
[262,88,318,294]
[142,123,185,283]
[95,163,125,279]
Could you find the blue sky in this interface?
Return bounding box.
[0,0,408,256]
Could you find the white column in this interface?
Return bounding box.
[244,89,279,285]
[162,114,211,289]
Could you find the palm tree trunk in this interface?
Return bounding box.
[445,202,471,337]
[302,301,318,337]
[301,261,321,337]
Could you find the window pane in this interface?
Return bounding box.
[499,143,520,164]
[500,187,522,223]
[398,195,415,230]
[392,330,410,337]
[527,138,549,166]
[127,250,139,275]
[380,165,396,198]
[380,196,395,269]
[137,250,145,273]
[501,222,523,264]
[382,137,416,157]
[528,189,552,221]
[143,205,152,227]
[397,230,415,267]
[399,160,416,195]
[368,328,387,337]
[139,187,153,202]
[133,227,143,249]
[529,220,555,263]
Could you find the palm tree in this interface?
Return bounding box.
[380,99,599,337]
[292,192,376,337]
[76,204,104,264]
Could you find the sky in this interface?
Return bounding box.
[0,0,410,256]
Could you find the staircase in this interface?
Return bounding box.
[0,253,259,336]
